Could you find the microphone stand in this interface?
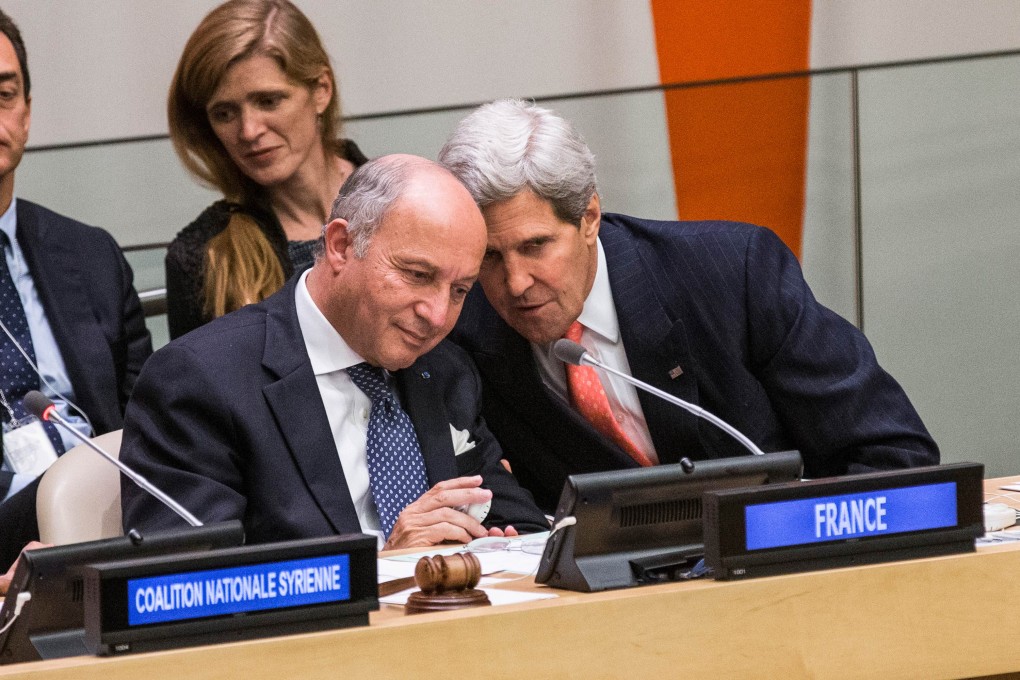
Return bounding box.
[555,340,766,457]
[27,391,203,527]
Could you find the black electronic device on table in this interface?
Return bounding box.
[703,462,985,580]
[0,521,245,665]
[534,450,804,592]
[83,533,378,656]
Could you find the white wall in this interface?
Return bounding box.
[11,1,666,249]
[811,0,1020,69]
[800,72,856,323]
[8,0,660,148]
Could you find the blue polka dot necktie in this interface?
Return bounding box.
[346,362,429,538]
[0,232,65,456]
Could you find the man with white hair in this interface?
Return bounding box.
[441,99,938,512]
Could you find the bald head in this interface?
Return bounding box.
[309,154,487,370]
[326,154,465,258]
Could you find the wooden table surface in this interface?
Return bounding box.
[2,477,1019,680]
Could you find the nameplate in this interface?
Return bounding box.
[127,553,353,626]
[703,463,984,580]
[84,534,378,656]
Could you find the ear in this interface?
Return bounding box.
[312,69,333,116]
[580,193,601,245]
[322,217,353,270]
[22,94,30,136]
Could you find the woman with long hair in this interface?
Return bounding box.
[165,0,366,338]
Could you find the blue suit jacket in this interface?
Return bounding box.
[0,200,152,497]
[119,274,547,543]
[451,214,939,511]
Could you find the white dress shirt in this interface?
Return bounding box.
[294,269,385,546]
[532,238,659,464]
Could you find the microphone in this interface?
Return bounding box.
[24,390,204,528]
[553,339,766,458]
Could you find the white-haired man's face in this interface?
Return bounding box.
[478,190,600,345]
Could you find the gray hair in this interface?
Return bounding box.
[438,98,597,225]
[322,155,437,258]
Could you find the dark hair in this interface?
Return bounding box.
[0,9,30,98]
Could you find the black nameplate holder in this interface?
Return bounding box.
[703,463,984,580]
[83,533,378,656]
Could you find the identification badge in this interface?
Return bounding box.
[3,418,59,477]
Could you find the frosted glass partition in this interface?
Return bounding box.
[858,54,1020,476]
[123,246,167,293]
[802,72,857,324]
[18,138,219,249]
[14,80,862,354]
[122,247,170,350]
[16,54,1020,479]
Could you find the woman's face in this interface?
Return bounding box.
[205,54,331,188]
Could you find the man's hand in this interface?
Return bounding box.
[0,541,49,596]
[384,476,504,550]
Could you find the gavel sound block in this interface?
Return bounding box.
[405,552,492,615]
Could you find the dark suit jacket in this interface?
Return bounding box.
[0,200,152,497]
[119,275,547,543]
[451,214,939,512]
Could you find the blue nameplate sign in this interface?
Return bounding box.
[127,553,352,626]
[84,534,378,656]
[744,482,958,551]
[703,463,984,580]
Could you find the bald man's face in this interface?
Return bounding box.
[319,172,486,370]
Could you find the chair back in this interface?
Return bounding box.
[36,430,123,544]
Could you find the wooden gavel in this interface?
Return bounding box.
[414,552,482,593]
[405,552,491,614]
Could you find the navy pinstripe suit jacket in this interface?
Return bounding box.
[451,213,938,512]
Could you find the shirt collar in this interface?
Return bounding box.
[294,269,365,375]
[0,197,17,247]
[576,237,620,343]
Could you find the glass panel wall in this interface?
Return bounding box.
[858,53,1020,475]
[17,51,1020,474]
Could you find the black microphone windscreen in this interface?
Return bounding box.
[23,390,53,419]
[553,339,588,366]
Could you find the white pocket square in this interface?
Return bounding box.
[450,425,477,455]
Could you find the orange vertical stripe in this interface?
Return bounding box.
[649,1,812,256]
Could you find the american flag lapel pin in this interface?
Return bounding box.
[668,365,683,379]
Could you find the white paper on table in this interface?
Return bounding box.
[377,560,419,582]
[978,530,1020,545]
[378,533,547,582]
[471,550,541,575]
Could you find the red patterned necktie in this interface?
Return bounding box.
[563,321,652,467]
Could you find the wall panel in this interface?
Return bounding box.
[859,55,1020,475]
